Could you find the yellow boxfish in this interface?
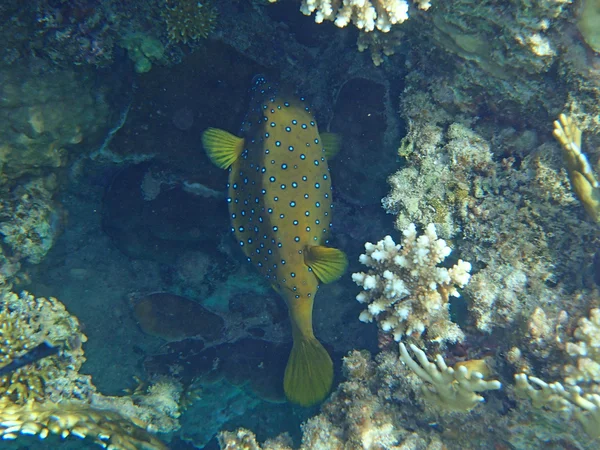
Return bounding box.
[201,76,347,406]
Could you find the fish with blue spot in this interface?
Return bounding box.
[202,76,347,406]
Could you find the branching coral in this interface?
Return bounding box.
[515,374,600,439]
[400,343,501,412]
[352,223,471,344]
[357,29,404,66]
[553,113,600,223]
[163,0,218,43]
[299,0,430,32]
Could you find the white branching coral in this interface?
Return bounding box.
[515,374,600,438]
[515,308,600,438]
[400,343,501,411]
[300,0,429,32]
[352,223,471,343]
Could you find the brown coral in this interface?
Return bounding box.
[163,0,218,43]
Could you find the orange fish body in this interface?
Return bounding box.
[202,76,346,406]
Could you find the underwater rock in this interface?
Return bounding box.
[0,58,110,182]
[102,162,229,263]
[144,338,288,403]
[329,78,395,207]
[131,292,225,342]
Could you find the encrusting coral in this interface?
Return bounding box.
[0,176,64,265]
[399,343,501,412]
[553,113,600,223]
[352,223,471,344]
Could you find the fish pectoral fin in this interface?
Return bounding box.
[320,132,341,159]
[201,128,245,169]
[304,245,348,284]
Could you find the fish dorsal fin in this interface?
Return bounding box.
[304,245,348,284]
[202,128,245,169]
[320,132,341,159]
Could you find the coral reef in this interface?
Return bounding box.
[0,290,180,449]
[3,0,600,448]
[271,0,430,65]
[515,307,600,439]
[0,56,111,284]
[219,428,293,450]
[217,349,502,449]
[0,176,64,265]
[384,87,598,335]
[352,223,471,344]
[357,29,404,66]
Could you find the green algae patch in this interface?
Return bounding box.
[578,0,600,53]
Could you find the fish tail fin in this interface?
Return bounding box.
[304,245,348,284]
[201,128,245,169]
[284,335,333,407]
